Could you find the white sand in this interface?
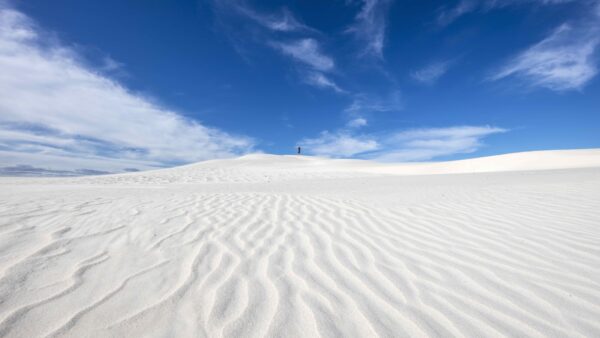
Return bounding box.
[1,149,599,337]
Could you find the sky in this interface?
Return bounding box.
[0,0,599,175]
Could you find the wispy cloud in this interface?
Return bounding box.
[272,38,345,92]
[490,21,600,91]
[373,125,506,162]
[347,117,368,128]
[209,1,338,93]
[0,5,254,173]
[437,0,575,26]
[272,38,334,71]
[234,5,317,33]
[302,91,400,151]
[347,0,393,58]
[436,0,477,27]
[299,131,379,157]
[411,60,452,85]
[344,91,402,117]
[305,72,345,93]
[298,125,506,161]
[340,91,402,132]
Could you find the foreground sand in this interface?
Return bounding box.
[1,150,599,337]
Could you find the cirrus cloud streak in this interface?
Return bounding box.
[298,125,507,162]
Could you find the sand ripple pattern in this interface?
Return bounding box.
[0,177,599,337]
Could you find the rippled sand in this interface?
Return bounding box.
[1,150,599,337]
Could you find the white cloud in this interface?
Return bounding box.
[210,1,333,93]
[298,125,506,161]
[411,60,452,85]
[273,38,334,71]
[0,5,254,173]
[237,6,316,33]
[305,72,345,93]
[491,23,600,91]
[344,91,402,116]
[436,0,477,27]
[264,9,308,32]
[371,125,507,161]
[437,0,575,26]
[298,131,379,157]
[347,117,368,128]
[101,55,123,72]
[347,0,392,58]
[388,125,506,141]
[272,39,342,92]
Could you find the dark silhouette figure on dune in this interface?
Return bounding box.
[297,146,301,154]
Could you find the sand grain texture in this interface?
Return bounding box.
[0,150,599,337]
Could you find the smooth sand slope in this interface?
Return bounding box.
[1,149,599,337]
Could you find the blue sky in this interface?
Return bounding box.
[0,0,599,174]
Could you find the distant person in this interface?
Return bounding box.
[297,146,301,154]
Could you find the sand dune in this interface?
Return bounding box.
[1,149,599,337]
